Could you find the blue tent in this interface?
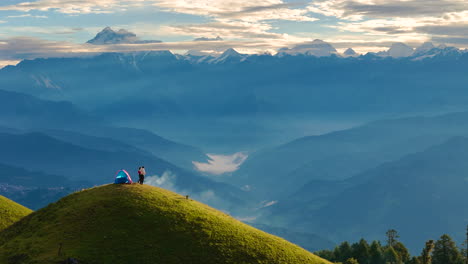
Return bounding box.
[114,169,133,184]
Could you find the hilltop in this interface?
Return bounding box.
[0,184,331,264]
[0,195,32,231]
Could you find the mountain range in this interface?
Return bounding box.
[231,112,468,199]
[258,136,468,252]
[3,44,468,150]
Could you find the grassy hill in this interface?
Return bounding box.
[0,195,32,232]
[0,184,331,264]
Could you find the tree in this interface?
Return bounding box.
[335,241,353,262]
[462,225,468,264]
[352,239,370,264]
[315,249,335,262]
[386,229,400,247]
[384,246,401,264]
[421,240,435,264]
[369,240,385,264]
[393,242,411,263]
[344,258,359,264]
[432,234,463,264]
[408,256,422,264]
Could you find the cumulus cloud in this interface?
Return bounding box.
[145,170,177,190]
[144,171,231,212]
[193,152,248,175]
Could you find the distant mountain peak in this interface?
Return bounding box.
[344,48,358,56]
[278,40,337,57]
[87,27,162,45]
[311,39,327,44]
[387,42,414,58]
[209,48,245,64]
[414,42,435,55]
[222,48,241,56]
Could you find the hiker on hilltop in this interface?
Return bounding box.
[138,166,146,184]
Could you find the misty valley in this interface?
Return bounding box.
[0,32,467,263]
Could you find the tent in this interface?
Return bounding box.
[114,169,133,184]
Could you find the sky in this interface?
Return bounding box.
[1,0,468,67]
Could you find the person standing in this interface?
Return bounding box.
[138,166,146,184]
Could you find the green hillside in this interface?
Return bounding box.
[0,195,32,232]
[0,184,331,264]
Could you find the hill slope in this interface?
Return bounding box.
[0,184,330,264]
[0,195,32,232]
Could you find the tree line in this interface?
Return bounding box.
[315,227,468,264]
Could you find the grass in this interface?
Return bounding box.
[0,184,331,264]
[0,195,32,232]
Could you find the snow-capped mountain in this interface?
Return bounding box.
[387,43,414,58]
[209,48,246,64]
[278,39,338,57]
[343,48,358,57]
[414,42,436,55]
[87,27,162,45]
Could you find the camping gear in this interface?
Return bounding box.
[114,169,133,184]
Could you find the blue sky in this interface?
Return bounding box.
[1,0,468,66]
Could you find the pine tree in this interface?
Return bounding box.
[462,225,468,264]
[369,240,385,264]
[432,234,463,264]
[393,241,411,263]
[408,256,422,264]
[335,241,353,262]
[351,239,371,264]
[421,240,435,264]
[384,246,401,264]
[386,229,400,247]
[315,249,335,262]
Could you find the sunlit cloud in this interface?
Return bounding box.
[7,14,48,18]
[0,0,146,14]
[193,152,248,175]
[153,0,316,23]
[307,0,468,46]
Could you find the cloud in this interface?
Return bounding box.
[153,0,316,23]
[194,36,223,41]
[193,152,248,175]
[145,170,177,190]
[307,0,468,48]
[0,0,316,50]
[0,0,146,14]
[308,0,468,20]
[153,0,316,45]
[0,35,287,61]
[7,14,48,18]
[144,171,232,213]
[161,21,285,40]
